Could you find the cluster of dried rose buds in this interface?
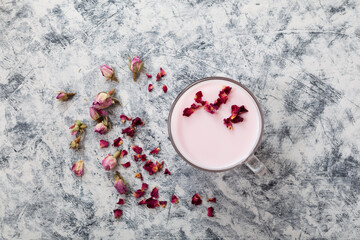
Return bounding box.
[191,193,216,217]
[56,91,75,102]
[147,68,168,93]
[69,120,87,150]
[100,64,118,82]
[129,56,144,81]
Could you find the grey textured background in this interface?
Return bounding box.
[1,0,360,239]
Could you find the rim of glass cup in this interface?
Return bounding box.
[168,76,264,172]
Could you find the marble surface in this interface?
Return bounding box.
[1,0,360,239]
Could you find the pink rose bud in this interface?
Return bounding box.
[89,107,107,121]
[69,120,87,135]
[94,118,109,135]
[114,171,127,194]
[56,91,75,102]
[100,64,117,81]
[92,89,120,109]
[72,160,84,176]
[102,152,118,171]
[99,140,109,148]
[69,136,81,150]
[128,56,144,81]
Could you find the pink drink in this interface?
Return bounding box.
[169,79,263,171]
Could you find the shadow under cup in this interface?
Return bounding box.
[168,77,267,175]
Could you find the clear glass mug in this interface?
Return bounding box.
[168,77,267,176]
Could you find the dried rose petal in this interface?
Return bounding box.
[159,201,167,208]
[117,199,125,205]
[131,117,145,127]
[138,199,146,205]
[194,91,207,105]
[122,126,135,137]
[131,145,143,154]
[150,187,159,199]
[156,68,166,81]
[143,160,157,175]
[204,102,216,114]
[191,193,202,205]
[113,137,123,147]
[223,86,232,95]
[114,209,123,219]
[141,183,148,191]
[120,150,128,158]
[135,173,143,181]
[120,114,131,123]
[208,198,216,203]
[183,107,195,117]
[133,189,146,198]
[145,197,160,208]
[171,195,179,204]
[207,207,215,217]
[100,140,109,148]
[146,73,152,78]
[56,91,75,102]
[164,169,171,175]
[162,85,167,93]
[223,117,233,130]
[157,161,164,171]
[133,153,146,162]
[114,172,127,194]
[148,84,154,92]
[231,115,244,124]
[121,162,131,168]
[149,147,160,155]
[72,160,84,176]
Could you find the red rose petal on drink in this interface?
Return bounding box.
[208,197,216,203]
[239,105,248,113]
[99,140,109,148]
[131,145,143,154]
[141,183,148,191]
[171,195,179,204]
[114,209,123,219]
[146,73,152,78]
[194,91,203,103]
[148,84,154,92]
[222,86,232,95]
[159,201,167,208]
[135,172,143,181]
[120,114,132,123]
[138,199,146,205]
[133,189,146,198]
[191,193,202,205]
[121,162,131,168]
[150,147,160,155]
[223,117,233,130]
[150,187,159,199]
[204,102,216,114]
[164,168,171,175]
[117,199,125,205]
[120,150,128,158]
[162,85,168,93]
[183,107,195,117]
[122,126,135,137]
[113,137,123,147]
[145,197,160,208]
[207,207,215,217]
[191,103,201,110]
[131,117,145,127]
[231,115,244,123]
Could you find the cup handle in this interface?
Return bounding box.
[245,155,267,176]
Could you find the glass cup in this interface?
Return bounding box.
[168,77,267,176]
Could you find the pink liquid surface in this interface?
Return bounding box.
[170,79,262,171]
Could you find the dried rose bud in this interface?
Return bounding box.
[208,198,216,203]
[89,107,107,121]
[94,117,110,135]
[114,209,123,219]
[120,114,131,123]
[92,89,120,109]
[70,136,81,150]
[128,56,144,81]
[191,193,202,205]
[207,207,215,217]
[102,150,120,171]
[148,84,153,92]
[171,195,179,204]
[162,85,168,93]
[56,91,75,102]
[99,140,109,148]
[100,64,117,82]
[72,160,84,176]
[114,171,127,194]
[69,120,87,136]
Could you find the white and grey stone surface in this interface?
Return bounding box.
[1,0,360,239]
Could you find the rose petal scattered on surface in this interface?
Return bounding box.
[100,140,109,148]
[207,207,215,217]
[156,161,164,171]
[208,198,216,203]
[120,150,128,158]
[131,117,145,127]
[149,147,160,155]
[131,145,143,154]
[143,160,157,175]
[113,137,123,147]
[171,195,179,204]
[159,201,167,208]
[122,126,135,137]
[145,197,160,208]
[72,160,84,176]
[141,183,148,191]
[146,73,152,78]
[121,162,131,168]
[148,84,154,92]
[156,68,166,81]
[114,209,123,219]
[117,199,125,205]
[135,173,143,181]
[162,85,167,93]
[150,187,159,199]
[133,189,146,198]
[138,199,146,205]
[120,114,131,123]
[164,169,171,175]
[191,193,202,205]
